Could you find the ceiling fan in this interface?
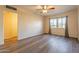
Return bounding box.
[36,5,55,13]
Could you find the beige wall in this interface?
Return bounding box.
[44,9,78,38]
[0,6,4,45]
[78,7,79,40]
[43,16,49,33]
[18,9,43,40]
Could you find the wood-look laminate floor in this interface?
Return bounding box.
[0,34,79,53]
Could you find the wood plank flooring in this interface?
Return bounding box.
[0,34,79,53]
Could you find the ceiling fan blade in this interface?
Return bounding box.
[36,9,43,13]
[36,9,43,11]
[48,7,55,10]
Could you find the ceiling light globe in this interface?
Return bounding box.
[42,10,47,13]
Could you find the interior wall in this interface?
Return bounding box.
[44,9,78,38]
[0,6,4,45]
[43,16,49,33]
[78,7,79,40]
[4,11,17,39]
[18,9,43,40]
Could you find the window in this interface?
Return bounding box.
[50,18,57,28]
[50,16,66,28]
[62,17,66,28]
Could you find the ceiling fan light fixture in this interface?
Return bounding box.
[42,9,47,13]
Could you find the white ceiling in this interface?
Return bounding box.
[13,5,77,16]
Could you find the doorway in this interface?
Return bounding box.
[4,11,18,48]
